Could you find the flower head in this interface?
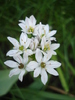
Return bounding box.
[18,15,37,35]
[41,36,60,58]
[4,54,28,82]
[5,15,61,84]
[6,33,33,57]
[34,22,56,41]
[26,49,61,85]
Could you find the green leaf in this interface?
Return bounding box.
[57,51,75,75]
[29,78,43,90]
[57,67,69,92]
[12,88,75,100]
[0,70,18,96]
[52,56,69,92]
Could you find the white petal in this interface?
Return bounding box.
[6,50,22,57]
[47,50,57,58]
[46,61,61,68]
[19,70,25,82]
[33,26,39,36]
[29,42,34,50]
[34,38,39,49]
[50,37,56,41]
[26,61,38,71]
[43,53,51,63]
[4,60,19,68]
[41,50,46,55]
[44,24,49,34]
[48,30,57,37]
[18,23,25,30]
[50,43,60,50]
[26,49,33,56]
[41,36,46,50]
[41,69,48,85]
[34,67,41,77]
[26,67,32,72]
[19,20,25,23]
[23,53,28,64]
[18,21,25,29]
[25,17,32,27]
[51,50,57,55]
[35,49,42,62]
[25,38,31,48]
[30,15,36,25]
[13,55,22,63]
[46,68,59,76]
[15,51,23,56]
[20,33,27,46]
[9,68,20,77]
[7,37,19,47]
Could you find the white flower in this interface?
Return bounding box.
[35,22,56,41]
[4,54,28,82]
[29,37,39,51]
[41,36,60,58]
[18,15,37,35]
[44,24,57,41]
[5,15,61,85]
[26,49,61,85]
[6,33,33,57]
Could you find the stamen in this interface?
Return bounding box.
[41,62,46,68]
[18,63,24,69]
[28,26,34,33]
[19,45,24,51]
[44,43,50,51]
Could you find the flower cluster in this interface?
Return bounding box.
[4,15,61,85]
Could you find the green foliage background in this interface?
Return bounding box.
[0,0,75,100]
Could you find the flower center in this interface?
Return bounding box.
[44,43,50,51]
[41,62,46,68]
[18,63,24,69]
[28,27,34,33]
[19,45,24,51]
[27,34,33,38]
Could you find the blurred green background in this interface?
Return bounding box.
[0,0,75,100]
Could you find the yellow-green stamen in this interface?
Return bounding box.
[18,63,24,69]
[44,43,50,51]
[41,62,46,68]
[19,45,24,51]
[28,27,34,33]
